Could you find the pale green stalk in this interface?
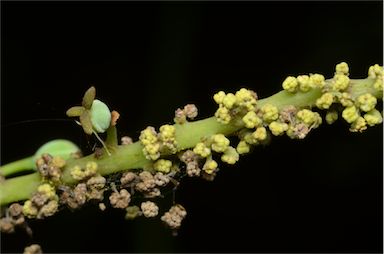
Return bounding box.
[0,78,381,206]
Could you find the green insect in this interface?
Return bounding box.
[66,86,112,155]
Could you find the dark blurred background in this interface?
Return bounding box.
[1,1,383,253]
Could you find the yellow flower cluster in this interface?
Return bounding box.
[203,158,218,174]
[236,140,250,154]
[316,92,334,109]
[268,121,289,136]
[356,93,377,112]
[213,88,257,124]
[330,62,350,91]
[364,109,383,126]
[159,124,177,154]
[193,142,211,157]
[325,110,338,124]
[139,126,160,160]
[342,106,359,124]
[70,162,98,181]
[221,147,239,165]
[37,184,56,199]
[242,111,262,129]
[282,73,325,93]
[368,64,383,91]
[211,134,230,153]
[296,109,322,127]
[350,116,367,133]
[23,183,59,219]
[153,159,172,173]
[260,104,279,122]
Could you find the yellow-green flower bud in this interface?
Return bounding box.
[221,147,239,165]
[211,134,230,153]
[159,124,176,141]
[364,109,383,126]
[374,78,383,92]
[335,62,349,75]
[222,93,237,109]
[235,88,257,110]
[153,159,172,173]
[236,140,250,154]
[297,109,321,127]
[332,74,350,91]
[325,110,338,124]
[193,142,211,158]
[70,162,98,181]
[339,92,354,107]
[244,132,257,145]
[252,126,267,141]
[261,104,279,122]
[342,106,359,124]
[368,64,383,79]
[139,127,158,146]
[215,106,231,124]
[268,121,288,136]
[143,143,160,160]
[282,76,298,93]
[309,74,326,89]
[350,117,367,133]
[242,111,262,128]
[23,200,38,218]
[203,158,218,174]
[356,93,377,112]
[297,75,311,92]
[213,91,226,104]
[316,93,334,109]
[37,184,56,199]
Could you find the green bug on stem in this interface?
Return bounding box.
[66,86,113,155]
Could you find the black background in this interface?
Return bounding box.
[1,1,383,253]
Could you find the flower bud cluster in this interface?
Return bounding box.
[139,124,178,160]
[22,183,59,219]
[36,154,66,183]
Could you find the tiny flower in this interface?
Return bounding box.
[335,62,349,75]
[221,147,239,165]
[364,109,383,126]
[342,106,359,124]
[297,75,311,92]
[282,76,298,93]
[236,140,250,154]
[268,121,288,136]
[325,110,338,124]
[193,142,211,158]
[211,134,230,153]
[316,92,334,109]
[153,159,172,174]
[141,201,159,218]
[356,93,377,112]
[260,104,279,122]
[242,111,262,128]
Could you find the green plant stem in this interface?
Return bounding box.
[0,173,41,205]
[0,78,381,205]
[0,156,34,177]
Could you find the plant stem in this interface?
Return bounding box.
[0,77,381,206]
[0,156,35,177]
[0,173,41,205]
